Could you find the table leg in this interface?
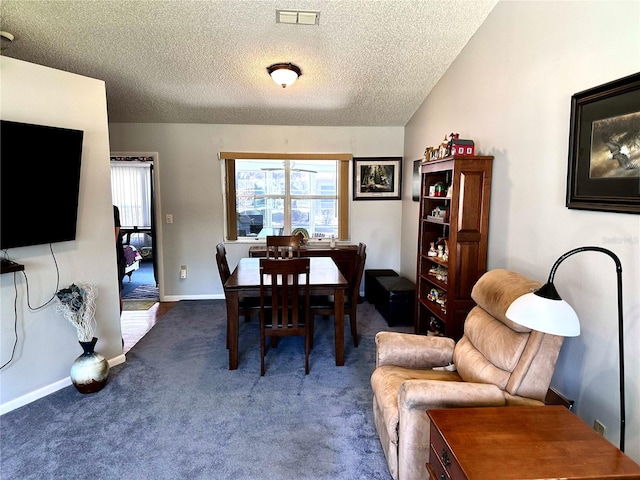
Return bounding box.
[226,291,239,370]
[333,288,345,366]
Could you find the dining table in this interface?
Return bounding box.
[223,256,349,370]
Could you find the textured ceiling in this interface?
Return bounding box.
[0,0,498,126]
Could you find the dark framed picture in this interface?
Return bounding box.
[353,157,402,200]
[412,159,421,201]
[566,72,640,214]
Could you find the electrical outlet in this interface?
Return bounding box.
[180,265,187,279]
[166,213,173,224]
[593,419,606,437]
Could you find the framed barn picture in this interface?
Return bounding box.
[353,157,402,200]
[566,72,640,214]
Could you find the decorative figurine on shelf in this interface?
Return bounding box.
[428,242,438,257]
[451,138,475,156]
[446,133,459,155]
[428,317,443,336]
[428,317,442,336]
[437,245,444,258]
[434,182,447,197]
[438,135,449,159]
[431,206,448,221]
[424,146,435,162]
[442,239,449,262]
[446,184,453,198]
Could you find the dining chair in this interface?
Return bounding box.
[266,235,301,259]
[259,257,312,375]
[310,242,367,348]
[215,242,260,348]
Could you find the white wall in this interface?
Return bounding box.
[401,0,640,461]
[108,124,405,300]
[0,58,122,412]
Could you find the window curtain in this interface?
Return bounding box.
[111,161,152,228]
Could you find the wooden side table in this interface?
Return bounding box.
[427,406,640,480]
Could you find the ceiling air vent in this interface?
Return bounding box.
[276,9,320,26]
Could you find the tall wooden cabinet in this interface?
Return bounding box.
[415,156,493,340]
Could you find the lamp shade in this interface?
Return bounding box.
[267,63,301,88]
[506,291,580,337]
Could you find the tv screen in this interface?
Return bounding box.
[1,120,84,250]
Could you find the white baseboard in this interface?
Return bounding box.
[0,353,127,415]
[161,294,225,301]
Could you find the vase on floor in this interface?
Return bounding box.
[70,337,109,394]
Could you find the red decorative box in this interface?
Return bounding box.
[451,139,475,156]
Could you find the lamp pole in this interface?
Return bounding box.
[543,246,625,452]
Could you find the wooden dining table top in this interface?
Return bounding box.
[224,256,348,290]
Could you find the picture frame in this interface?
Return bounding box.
[566,72,640,214]
[412,159,421,201]
[353,157,402,200]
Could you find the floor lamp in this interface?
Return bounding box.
[505,246,625,452]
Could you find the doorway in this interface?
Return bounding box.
[110,152,162,307]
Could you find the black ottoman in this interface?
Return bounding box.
[364,269,399,304]
[375,276,415,327]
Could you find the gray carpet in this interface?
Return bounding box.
[122,284,159,300]
[1,299,411,479]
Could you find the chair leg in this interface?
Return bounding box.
[350,305,358,348]
[305,328,310,375]
[260,331,266,376]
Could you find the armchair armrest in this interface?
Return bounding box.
[399,379,506,411]
[375,332,455,369]
[395,380,506,480]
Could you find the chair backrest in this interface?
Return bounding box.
[266,235,301,259]
[259,258,310,331]
[215,242,231,286]
[351,243,367,300]
[452,269,564,403]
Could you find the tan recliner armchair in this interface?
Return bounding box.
[371,269,565,480]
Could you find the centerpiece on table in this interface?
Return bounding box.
[55,282,109,394]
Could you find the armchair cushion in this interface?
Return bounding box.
[470,268,540,333]
[375,331,454,369]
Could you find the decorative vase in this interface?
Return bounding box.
[70,337,109,394]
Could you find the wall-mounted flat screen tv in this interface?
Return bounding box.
[1,120,84,250]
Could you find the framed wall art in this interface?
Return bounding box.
[566,72,640,214]
[412,159,421,201]
[353,157,402,200]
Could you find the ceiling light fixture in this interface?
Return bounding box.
[267,63,302,88]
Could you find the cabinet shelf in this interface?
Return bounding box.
[414,155,493,339]
[418,298,446,321]
[421,273,447,290]
[424,255,448,267]
[425,216,449,225]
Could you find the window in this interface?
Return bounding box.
[110,161,152,228]
[221,152,351,241]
